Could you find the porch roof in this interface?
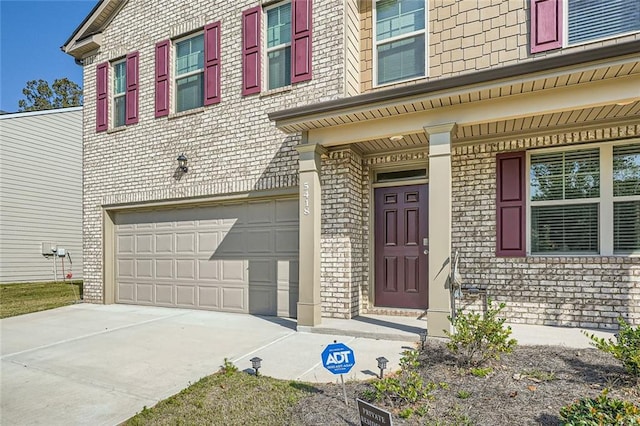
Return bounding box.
[269,40,640,152]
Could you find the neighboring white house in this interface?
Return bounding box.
[0,107,83,283]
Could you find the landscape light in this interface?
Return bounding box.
[376,356,388,379]
[250,357,262,376]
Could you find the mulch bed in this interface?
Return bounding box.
[289,341,639,425]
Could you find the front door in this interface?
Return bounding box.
[374,184,428,309]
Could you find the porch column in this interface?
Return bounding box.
[424,123,457,338]
[296,140,327,327]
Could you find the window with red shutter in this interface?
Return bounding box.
[291,0,312,83]
[125,52,139,124]
[96,62,108,132]
[155,40,170,117]
[530,0,562,53]
[204,22,221,105]
[496,152,526,257]
[242,7,261,95]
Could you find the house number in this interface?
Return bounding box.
[303,182,310,215]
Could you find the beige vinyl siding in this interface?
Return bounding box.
[344,0,361,96]
[0,108,83,283]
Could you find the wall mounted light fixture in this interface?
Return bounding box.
[177,154,188,173]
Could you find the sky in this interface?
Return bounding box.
[0,0,98,113]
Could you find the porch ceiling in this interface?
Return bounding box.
[353,100,640,155]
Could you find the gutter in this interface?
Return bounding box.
[268,39,640,123]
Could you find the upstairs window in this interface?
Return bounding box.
[530,0,640,53]
[266,2,292,90]
[567,0,640,45]
[374,0,426,86]
[113,60,126,127]
[175,33,204,113]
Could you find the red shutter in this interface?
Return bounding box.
[242,7,261,96]
[530,0,562,53]
[204,21,221,105]
[496,152,526,257]
[155,39,170,117]
[96,62,108,132]
[125,51,139,124]
[291,0,312,83]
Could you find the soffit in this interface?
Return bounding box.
[352,101,640,155]
[62,0,126,59]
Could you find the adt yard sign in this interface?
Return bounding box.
[321,342,355,375]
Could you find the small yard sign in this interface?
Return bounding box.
[321,342,355,375]
[356,399,393,426]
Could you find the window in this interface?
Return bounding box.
[527,142,640,255]
[175,34,204,113]
[530,0,640,53]
[374,0,426,86]
[567,0,640,45]
[113,60,126,127]
[266,2,291,90]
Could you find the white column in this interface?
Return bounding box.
[296,140,326,327]
[424,123,456,338]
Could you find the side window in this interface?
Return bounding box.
[374,0,426,86]
[175,34,205,113]
[266,2,292,90]
[113,60,126,127]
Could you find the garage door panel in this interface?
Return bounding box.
[247,200,274,224]
[115,198,298,317]
[136,259,153,278]
[176,285,196,306]
[247,229,273,253]
[176,233,196,253]
[155,260,173,278]
[249,285,276,315]
[276,199,298,223]
[176,259,196,279]
[117,235,134,254]
[155,284,173,304]
[221,287,246,311]
[118,282,135,302]
[276,228,299,253]
[137,283,154,303]
[221,260,245,281]
[135,234,153,253]
[198,287,219,308]
[197,232,219,254]
[198,259,219,280]
[117,259,134,278]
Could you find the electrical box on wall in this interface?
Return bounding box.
[57,248,66,257]
[42,242,57,255]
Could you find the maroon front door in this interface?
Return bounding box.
[374,184,428,309]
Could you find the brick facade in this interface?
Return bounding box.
[80,0,346,302]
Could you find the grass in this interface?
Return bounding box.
[124,369,314,426]
[0,281,83,318]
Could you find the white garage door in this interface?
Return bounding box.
[115,198,299,317]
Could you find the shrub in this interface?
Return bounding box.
[560,390,640,426]
[585,317,640,378]
[221,358,238,376]
[444,300,517,366]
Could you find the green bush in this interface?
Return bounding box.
[585,317,640,378]
[560,390,640,426]
[444,300,517,366]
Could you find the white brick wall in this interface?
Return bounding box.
[81,0,346,303]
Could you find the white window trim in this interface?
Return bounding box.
[373,0,428,88]
[526,139,640,256]
[264,1,292,91]
[112,59,126,128]
[173,31,205,113]
[562,0,640,48]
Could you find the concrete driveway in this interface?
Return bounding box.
[1,304,415,426]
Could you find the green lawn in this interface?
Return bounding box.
[0,281,83,319]
[125,368,313,426]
